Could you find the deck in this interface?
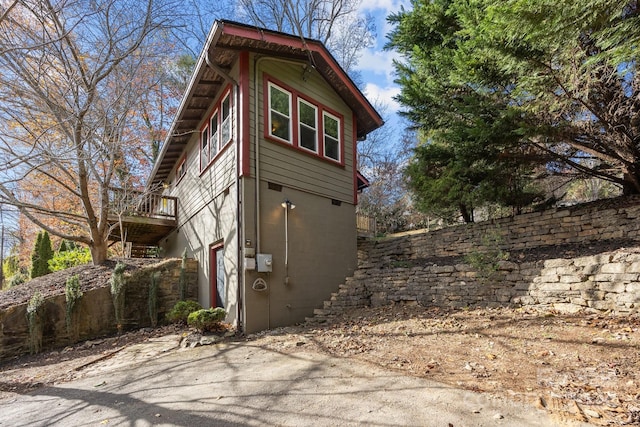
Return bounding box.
[108,190,177,247]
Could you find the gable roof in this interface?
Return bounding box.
[149,19,384,186]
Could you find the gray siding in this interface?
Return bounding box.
[161,63,240,322]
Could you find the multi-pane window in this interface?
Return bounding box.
[210,111,219,159]
[200,88,232,172]
[298,99,317,153]
[221,94,231,145]
[323,112,340,161]
[201,126,209,170]
[177,156,186,182]
[269,83,291,142]
[265,78,343,164]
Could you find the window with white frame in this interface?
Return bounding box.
[177,155,187,182]
[298,98,317,153]
[323,112,341,161]
[220,94,231,146]
[200,87,232,172]
[268,82,291,142]
[201,125,209,170]
[265,77,344,164]
[210,110,219,159]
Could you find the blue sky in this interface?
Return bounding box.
[356,0,410,119]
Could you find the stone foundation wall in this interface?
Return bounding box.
[0,259,197,361]
[312,197,640,322]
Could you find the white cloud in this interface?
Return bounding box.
[358,0,409,14]
[357,48,400,82]
[363,82,401,114]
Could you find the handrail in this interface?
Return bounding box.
[108,188,177,221]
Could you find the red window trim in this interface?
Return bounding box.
[200,85,234,174]
[263,74,345,167]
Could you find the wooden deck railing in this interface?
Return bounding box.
[108,188,177,222]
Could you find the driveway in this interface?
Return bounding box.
[0,335,590,427]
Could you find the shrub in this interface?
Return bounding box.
[49,248,92,272]
[5,271,28,289]
[30,231,53,278]
[166,300,202,324]
[187,308,226,332]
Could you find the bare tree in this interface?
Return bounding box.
[238,0,375,75]
[0,0,179,264]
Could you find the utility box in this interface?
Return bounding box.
[256,254,273,272]
[244,257,256,270]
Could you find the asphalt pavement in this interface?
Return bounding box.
[0,335,591,427]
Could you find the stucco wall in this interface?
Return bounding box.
[241,179,358,333]
[312,197,640,321]
[0,259,197,361]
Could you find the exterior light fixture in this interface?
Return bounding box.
[281,199,295,209]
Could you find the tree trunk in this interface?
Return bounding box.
[89,241,109,265]
[622,171,640,196]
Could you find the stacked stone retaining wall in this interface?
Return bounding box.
[312,197,640,321]
[0,259,197,361]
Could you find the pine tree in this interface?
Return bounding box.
[30,231,53,278]
[40,231,53,276]
[30,231,43,279]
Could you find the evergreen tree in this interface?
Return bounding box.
[387,0,640,208]
[30,231,53,278]
[40,231,53,275]
[30,231,43,279]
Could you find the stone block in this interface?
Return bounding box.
[533,274,560,283]
[544,259,572,268]
[598,282,626,293]
[601,263,627,274]
[627,262,640,273]
[538,282,573,292]
[559,275,586,284]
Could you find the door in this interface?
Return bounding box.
[210,244,225,308]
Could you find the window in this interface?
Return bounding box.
[323,112,341,161]
[264,76,343,165]
[221,94,231,146]
[268,82,291,142]
[200,126,209,170]
[210,111,219,159]
[298,99,317,153]
[200,87,233,172]
[177,156,186,182]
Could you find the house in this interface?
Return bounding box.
[146,20,383,333]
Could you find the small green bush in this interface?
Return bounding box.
[187,308,226,332]
[166,300,202,324]
[49,248,92,272]
[6,271,28,289]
